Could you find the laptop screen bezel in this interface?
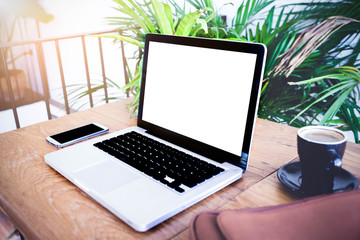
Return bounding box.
[137,33,266,172]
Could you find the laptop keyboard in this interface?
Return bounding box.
[93,131,224,193]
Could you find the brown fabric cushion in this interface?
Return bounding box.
[190,190,360,240]
[190,212,226,240]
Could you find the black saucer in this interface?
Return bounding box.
[277,161,359,197]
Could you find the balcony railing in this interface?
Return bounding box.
[0,30,130,130]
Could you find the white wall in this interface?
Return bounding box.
[38,0,117,37]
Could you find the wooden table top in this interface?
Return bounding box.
[0,98,359,239]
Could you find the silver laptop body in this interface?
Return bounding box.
[45,34,266,232]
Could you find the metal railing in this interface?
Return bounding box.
[0,30,130,129]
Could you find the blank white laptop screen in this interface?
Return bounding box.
[142,41,257,156]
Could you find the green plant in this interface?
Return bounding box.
[202,0,360,142]
[257,1,360,143]
[69,0,360,142]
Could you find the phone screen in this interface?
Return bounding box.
[50,123,105,144]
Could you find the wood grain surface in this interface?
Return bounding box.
[0,97,359,239]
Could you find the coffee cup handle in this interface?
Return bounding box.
[327,149,342,167]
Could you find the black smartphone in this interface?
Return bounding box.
[46,123,109,147]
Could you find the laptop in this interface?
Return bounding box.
[45,34,267,232]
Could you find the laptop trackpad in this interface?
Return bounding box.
[74,160,139,194]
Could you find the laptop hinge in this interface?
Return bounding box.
[227,153,248,172]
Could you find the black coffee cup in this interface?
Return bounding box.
[297,126,347,196]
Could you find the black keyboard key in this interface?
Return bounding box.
[160,178,170,185]
[174,187,185,193]
[182,179,197,188]
[168,180,181,188]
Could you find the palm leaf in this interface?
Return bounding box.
[271,16,359,77]
[175,10,202,36]
[233,0,274,34]
[151,0,173,34]
[112,0,150,33]
[319,87,354,125]
[288,67,359,125]
[163,3,174,33]
[126,0,157,33]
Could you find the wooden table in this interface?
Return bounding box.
[0,98,359,239]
